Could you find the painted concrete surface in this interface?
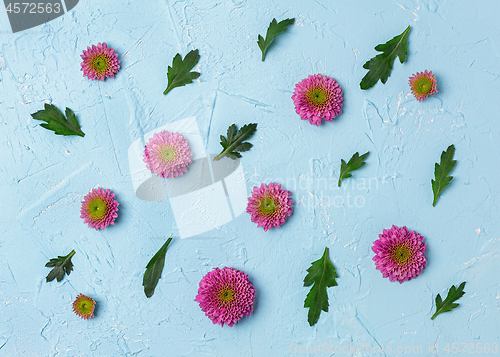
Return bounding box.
[1,0,499,356]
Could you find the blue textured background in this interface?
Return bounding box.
[1,0,500,356]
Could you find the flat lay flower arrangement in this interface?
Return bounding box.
[32,20,467,328]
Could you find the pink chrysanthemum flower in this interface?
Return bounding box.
[143,130,193,179]
[80,43,120,81]
[292,74,344,126]
[372,225,427,284]
[409,70,438,101]
[195,267,256,327]
[80,188,119,230]
[246,182,293,231]
[73,294,96,320]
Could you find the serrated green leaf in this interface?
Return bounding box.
[220,135,228,147]
[234,142,253,152]
[431,144,457,206]
[436,294,442,307]
[143,238,172,298]
[225,152,242,160]
[214,123,257,161]
[226,124,237,144]
[65,107,79,128]
[360,25,411,90]
[45,250,76,283]
[304,247,338,326]
[257,18,295,61]
[338,151,370,187]
[431,282,466,320]
[31,104,85,137]
[163,50,200,95]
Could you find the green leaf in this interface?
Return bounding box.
[338,151,370,187]
[304,247,338,326]
[431,282,466,320]
[360,25,411,90]
[431,144,457,206]
[214,123,257,161]
[163,50,200,95]
[143,238,173,298]
[257,18,295,61]
[45,250,76,282]
[31,104,85,137]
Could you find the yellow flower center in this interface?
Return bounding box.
[160,147,176,162]
[91,55,109,73]
[393,245,411,265]
[88,198,107,219]
[259,197,276,214]
[218,287,234,305]
[416,78,432,94]
[307,88,328,105]
[76,297,94,315]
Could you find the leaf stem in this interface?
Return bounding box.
[213,153,224,161]
[162,237,173,250]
